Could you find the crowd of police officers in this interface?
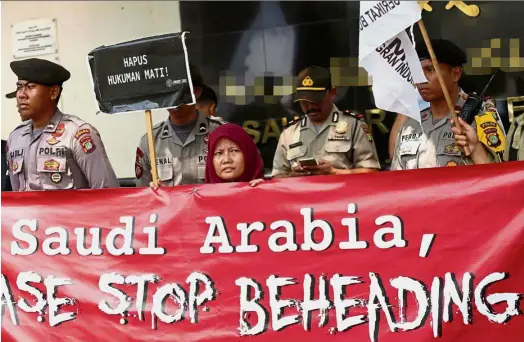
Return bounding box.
[2,39,522,192]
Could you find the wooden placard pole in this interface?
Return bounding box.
[417,19,471,155]
[145,109,159,186]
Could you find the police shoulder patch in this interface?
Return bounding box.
[475,113,505,153]
[421,109,431,121]
[74,128,91,140]
[79,136,96,154]
[136,147,144,163]
[135,162,143,179]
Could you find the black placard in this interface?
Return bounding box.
[87,32,194,114]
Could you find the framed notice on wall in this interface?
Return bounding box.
[11,18,58,59]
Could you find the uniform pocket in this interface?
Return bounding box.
[158,165,174,182]
[36,156,73,190]
[198,165,206,180]
[286,145,307,162]
[399,141,421,156]
[324,141,351,153]
[11,158,24,175]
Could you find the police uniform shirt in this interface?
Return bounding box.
[391,95,505,170]
[271,105,380,176]
[6,110,120,191]
[135,111,222,186]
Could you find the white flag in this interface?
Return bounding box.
[359,1,427,122]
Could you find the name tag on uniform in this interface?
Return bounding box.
[156,157,173,165]
[328,135,350,141]
[401,133,423,142]
[38,147,66,157]
[9,149,24,159]
[289,142,303,149]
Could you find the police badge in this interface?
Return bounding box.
[334,122,348,134]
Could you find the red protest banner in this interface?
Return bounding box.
[1,162,524,342]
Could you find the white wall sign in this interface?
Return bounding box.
[12,18,57,58]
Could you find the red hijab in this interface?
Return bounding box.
[205,124,264,183]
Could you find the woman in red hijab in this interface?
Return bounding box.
[205,123,265,186]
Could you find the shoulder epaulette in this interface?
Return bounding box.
[342,109,365,120]
[207,116,225,126]
[13,120,31,131]
[152,121,164,130]
[283,116,304,128]
[61,114,87,127]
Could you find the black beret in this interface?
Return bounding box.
[415,39,467,67]
[5,58,70,99]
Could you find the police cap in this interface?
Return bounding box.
[5,58,71,98]
[416,39,467,67]
[294,65,332,103]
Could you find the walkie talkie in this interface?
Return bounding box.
[458,69,499,124]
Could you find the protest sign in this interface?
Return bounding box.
[359,1,427,122]
[87,32,196,186]
[2,162,524,341]
[87,32,194,114]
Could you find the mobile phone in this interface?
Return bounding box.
[298,158,318,167]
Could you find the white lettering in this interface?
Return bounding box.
[330,274,366,332]
[300,208,334,251]
[236,222,265,253]
[200,216,234,254]
[236,277,268,335]
[42,227,71,256]
[268,220,298,252]
[373,215,407,249]
[45,276,76,327]
[11,219,38,256]
[16,272,46,313]
[106,216,135,256]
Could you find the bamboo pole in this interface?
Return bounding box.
[417,19,470,155]
[145,109,159,186]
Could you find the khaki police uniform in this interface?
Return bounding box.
[272,105,381,176]
[391,95,505,170]
[7,110,119,191]
[135,111,222,186]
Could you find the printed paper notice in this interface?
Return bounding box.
[12,18,57,58]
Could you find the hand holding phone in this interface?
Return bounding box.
[298,158,318,168]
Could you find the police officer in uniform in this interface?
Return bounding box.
[391,39,505,170]
[6,58,119,191]
[136,64,223,187]
[272,66,380,177]
[2,139,12,191]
